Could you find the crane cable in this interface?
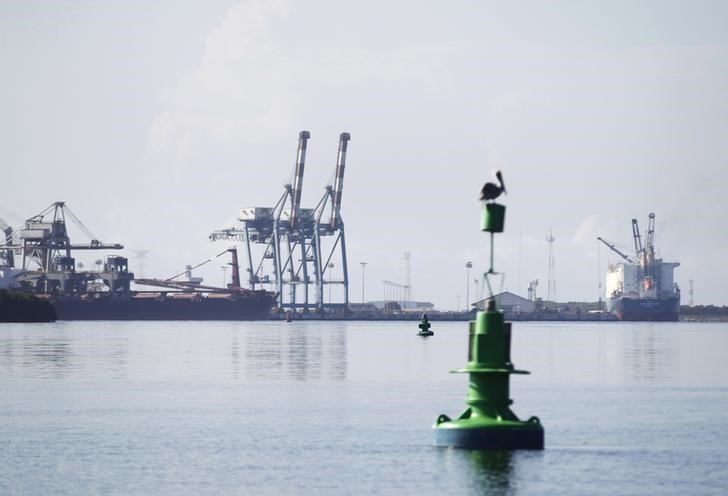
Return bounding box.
[63,204,100,243]
[165,248,231,282]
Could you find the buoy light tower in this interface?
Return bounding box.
[433,173,544,449]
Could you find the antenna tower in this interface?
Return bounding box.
[688,279,694,306]
[402,251,411,306]
[132,249,150,279]
[597,239,603,311]
[546,230,556,302]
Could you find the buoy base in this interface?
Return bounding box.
[433,415,544,450]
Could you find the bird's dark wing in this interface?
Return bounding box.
[479,184,488,200]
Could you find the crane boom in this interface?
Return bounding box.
[329,132,350,229]
[289,130,310,230]
[138,248,244,293]
[631,218,643,255]
[209,228,245,241]
[597,237,635,264]
[645,213,655,251]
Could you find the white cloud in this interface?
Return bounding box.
[572,214,607,249]
[146,0,293,158]
[491,89,531,121]
[144,0,466,160]
[202,0,288,64]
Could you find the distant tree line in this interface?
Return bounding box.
[681,305,728,316]
[0,290,56,322]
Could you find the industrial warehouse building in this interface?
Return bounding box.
[472,292,535,315]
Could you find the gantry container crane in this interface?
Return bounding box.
[210,131,351,312]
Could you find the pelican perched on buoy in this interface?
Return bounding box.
[480,171,507,202]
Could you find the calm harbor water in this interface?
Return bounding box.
[1,320,727,495]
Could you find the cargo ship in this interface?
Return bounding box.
[48,289,276,321]
[0,202,277,321]
[598,213,680,321]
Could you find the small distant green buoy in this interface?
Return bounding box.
[433,173,544,450]
[417,313,434,336]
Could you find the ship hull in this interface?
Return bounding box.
[52,293,276,321]
[611,295,680,322]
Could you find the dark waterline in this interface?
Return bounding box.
[1,321,727,495]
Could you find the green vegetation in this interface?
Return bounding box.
[0,290,56,322]
[681,305,728,316]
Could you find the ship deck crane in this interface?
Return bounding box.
[134,248,246,294]
[631,218,643,256]
[643,212,657,278]
[645,213,656,252]
[597,237,636,264]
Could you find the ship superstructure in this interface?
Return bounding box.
[598,213,680,321]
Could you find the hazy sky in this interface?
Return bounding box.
[2,0,727,308]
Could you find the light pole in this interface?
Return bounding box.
[456,294,461,312]
[328,262,334,304]
[360,262,367,304]
[465,261,473,311]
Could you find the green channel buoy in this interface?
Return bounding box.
[433,191,544,450]
[417,313,434,336]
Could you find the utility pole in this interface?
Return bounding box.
[328,262,335,304]
[466,261,472,310]
[402,252,411,308]
[360,262,367,304]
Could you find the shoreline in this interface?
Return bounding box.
[271,311,728,323]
